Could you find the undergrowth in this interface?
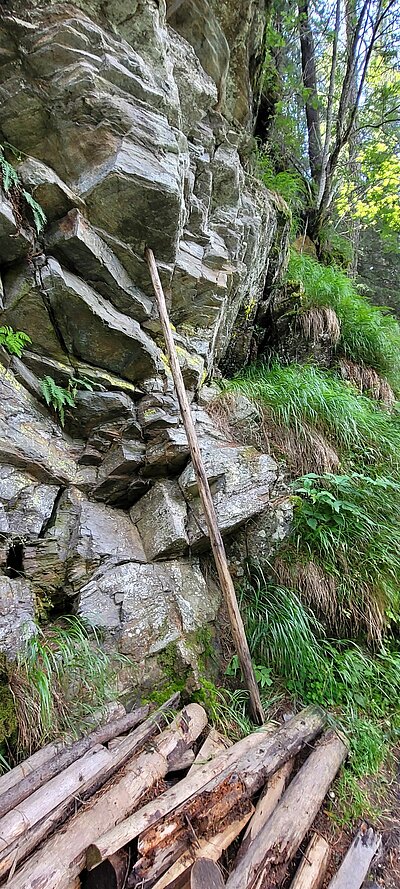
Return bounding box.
[288,250,400,391]
[223,361,400,470]
[7,617,129,755]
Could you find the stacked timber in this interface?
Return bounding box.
[0,701,381,889]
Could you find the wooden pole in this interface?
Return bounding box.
[145,246,264,724]
[326,824,381,889]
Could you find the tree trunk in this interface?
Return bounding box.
[235,759,294,866]
[190,859,225,889]
[225,730,347,889]
[298,0,323,185]
[145,247,264,725]
[87,707,324,873]
[187,729,232,776]
[8,704,207,889]
[0,705,149,820]
[289,834,330,889]
[327,824,381,889]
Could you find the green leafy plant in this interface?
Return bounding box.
[288,250,400,391]
[225,656,273,689]
[9,617,130,753]
[0,326,31,358]
[40,374,101,426]
[0,145,46,234]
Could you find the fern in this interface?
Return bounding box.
[0,326,32,358]
[22,190,47,234]
[40,376,76,427]
[0,151,19,192]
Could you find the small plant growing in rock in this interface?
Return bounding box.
[0,326,32,358]
[40,373,102,426]
[0,144,46,234]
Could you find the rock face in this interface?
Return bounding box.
[0,0,289,678]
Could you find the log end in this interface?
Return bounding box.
[86,844,102,872]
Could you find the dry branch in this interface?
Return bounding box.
[225,730,347,889]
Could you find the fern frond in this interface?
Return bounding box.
[22,190,47,233]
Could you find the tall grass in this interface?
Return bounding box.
[9,617,128,753]
[224,361,400,469]
[288,250,400,390]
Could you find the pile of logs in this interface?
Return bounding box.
[0,696,381,889]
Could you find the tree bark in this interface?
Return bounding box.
[8,704,207,889]
[0,705,149,820]
[87,707,324,872]
[187,729,232,776]
[224,730,347,889]
[298,0,323,184]
[235,759,294,866]
[327,824,381,889]
[289,834,330,889]
[145,246,264,725]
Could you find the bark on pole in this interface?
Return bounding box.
[224,730,347,889]
[145,246,264,724]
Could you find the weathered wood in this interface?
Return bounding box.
[225,730,347,889]
[187,729,232,776]
[88,706,324,871]
[327,824,382,889]
[9,704,207,889]
[145,247,264,725]
[236,758,294,865]
[82,850,129,889]
[168,749,196,772]
[289,834,330,889]
[0,705,149,820]
[191,859,225,889]
[150,809,253,889]
[0,694,179,882]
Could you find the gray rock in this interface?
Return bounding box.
[0,465,59,537]
[17,157,86,221]
[0,364,79,484]
[179,440,278,548]
[0,577,36,658]
[167,29,218,133]
[41,258,161,382]
[46,210,152,322]
[2,263,69,362]
[93,440,147,506]
[78,559,219,657]
[70,390,140,438]
[0,194,33,265]
[144,427,190,476]
[130,481,188,560]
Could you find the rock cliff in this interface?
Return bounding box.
[0,0,288,683]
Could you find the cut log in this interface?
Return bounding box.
[236,758,294,865]
[0,694,179,882]
[168,749,196,772]
[0,705,149,819]
[88,706,325,871]
[8,703,207,889]
[327,824,382,889]
[190,859,225,889]
[150,809,253,889]
[146,246,264,724]
[289,834,330,889]
[82,850,129,889]
[225,730,347,889]
[187,729,232,776]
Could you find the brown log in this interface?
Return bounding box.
[289,834,330,889]
[190,859,225,889]
[225,730,348,889]
[327,824,381,889]
[0,694,179,882]
[145,247,264,724]
[150,809,253,889]
[0,706,149,820]
[88,706,325,872]
[8,704,207,889]
[187,729,232,776]
[82,850,129,889]
[236,758,294,866]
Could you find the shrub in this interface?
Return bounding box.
[288,250,400,390]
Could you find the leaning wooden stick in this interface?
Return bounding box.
[145,246,264,724]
